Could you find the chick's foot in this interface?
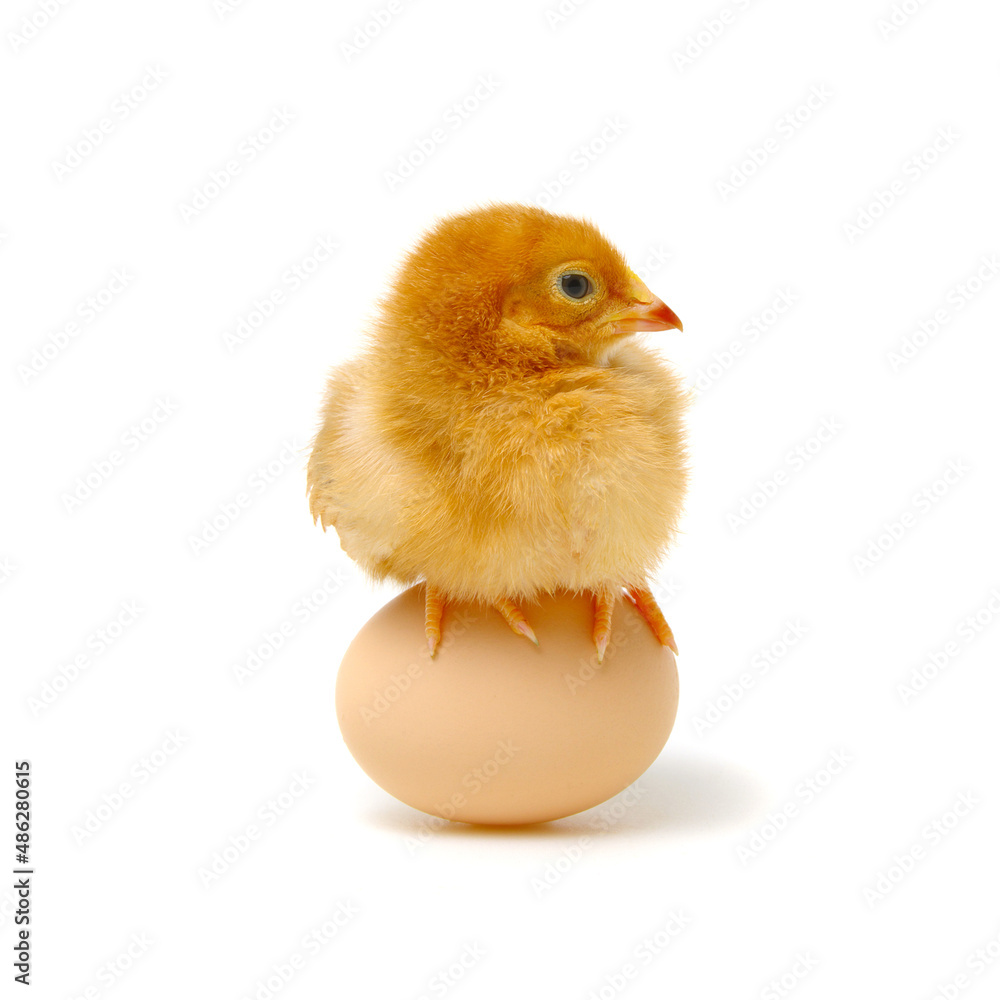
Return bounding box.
[625,584,678,655]
[425,584,675,659]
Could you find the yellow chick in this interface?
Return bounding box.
[307,203,688,661]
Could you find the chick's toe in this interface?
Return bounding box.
[425,583,445,657]
[592,585,617,664]
[493,598,539,646]
[625,585,678,656]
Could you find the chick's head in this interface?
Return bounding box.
[382,203,682,370]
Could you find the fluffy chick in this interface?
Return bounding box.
[307,203,688,660]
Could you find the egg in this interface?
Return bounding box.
[336,585,679,825]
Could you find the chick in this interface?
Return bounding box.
[307,203,688,661]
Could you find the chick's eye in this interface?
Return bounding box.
[559,272,591,300]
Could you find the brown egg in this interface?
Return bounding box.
[336,586,679,825]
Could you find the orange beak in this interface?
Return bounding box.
[612,278,684,335]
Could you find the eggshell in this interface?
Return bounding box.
[336,585,679,825]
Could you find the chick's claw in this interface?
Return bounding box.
[493,598,539,646]
[625,584,678,655]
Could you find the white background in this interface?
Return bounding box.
[4,0,1000,996]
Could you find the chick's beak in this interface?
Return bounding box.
[612,278,684,335]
